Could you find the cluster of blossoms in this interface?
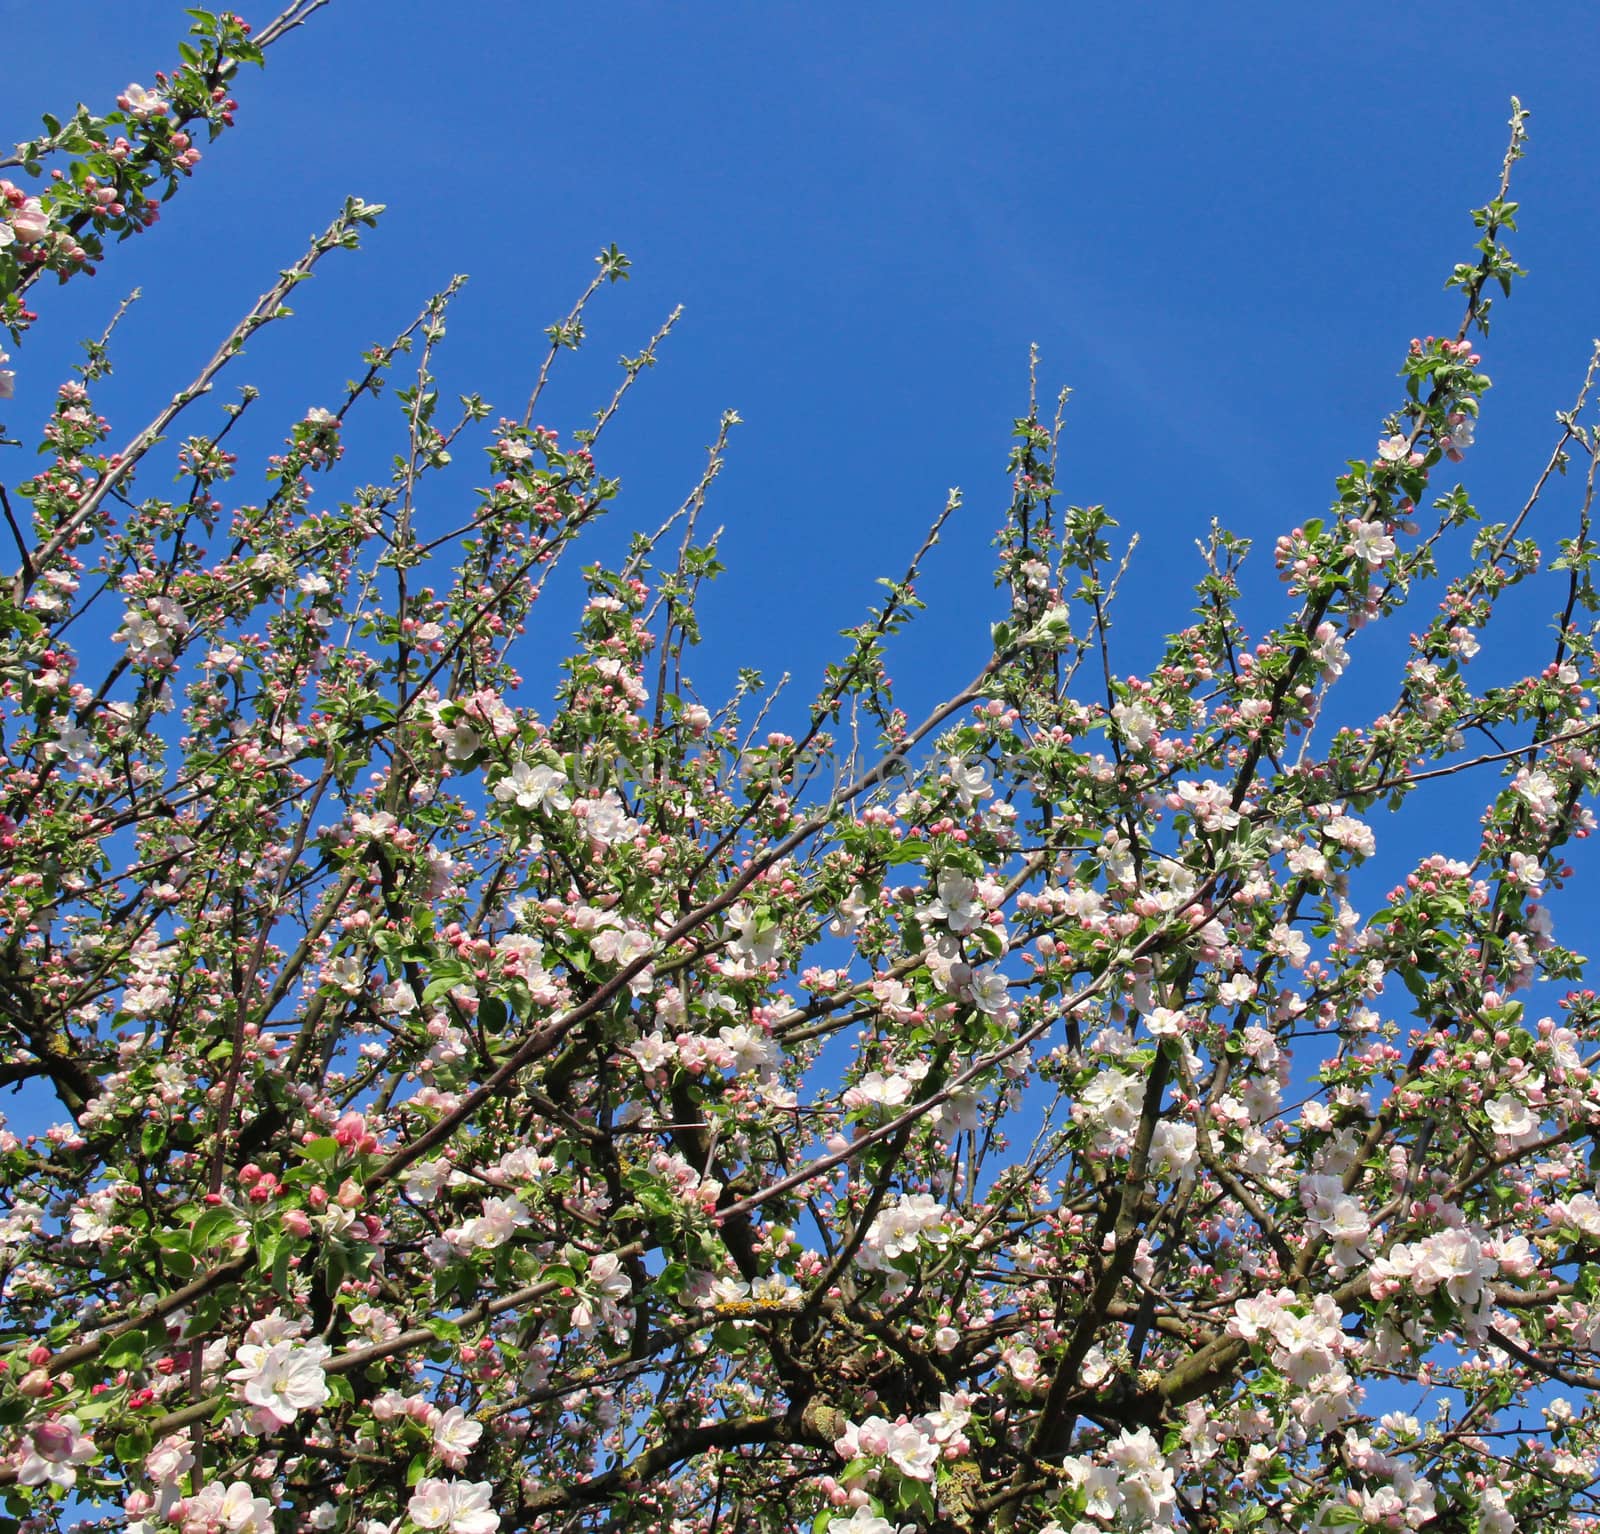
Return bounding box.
[224,1314,333,1432]
[825,1398,973,1527]
[0,15,252,359]
[834,1413,946,1482]
[1053,1428,1180,1527]
[1367,1220,1522,1315]
[1229,1291,1358,1427]
[858,1193,957,1271]
[0,184,52,255]
[405,1478,499,1534]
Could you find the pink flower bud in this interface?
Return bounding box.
[30,1420,75,1461]
[10,205,49,243]
[333,1112,367,1149]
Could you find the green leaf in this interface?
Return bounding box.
[101,1327,152,1370]
[190,1207,239,1252]
[422,961,471,1003]
[115,1428,154,1465]
[272,1237,293,1296]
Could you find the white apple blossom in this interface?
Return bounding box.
[407,1478,500,1534]
[827,1510,901,1534]
[431,1407,484,1469]
[850,1069,913,1109]
[1485,1092,1540,1144]
[120,82,168,118]
[1110,698,1158,746]
[581,790,639,846]
[859,1194,952,1267]
[226,1339,332,1428]
[1346,517,1397,567]
[15,1416,95,1490]
[969,963,1012,1014]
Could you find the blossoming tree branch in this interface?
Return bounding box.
[0,10,1596,1533]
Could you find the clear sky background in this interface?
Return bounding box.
[7,0,1600,851]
